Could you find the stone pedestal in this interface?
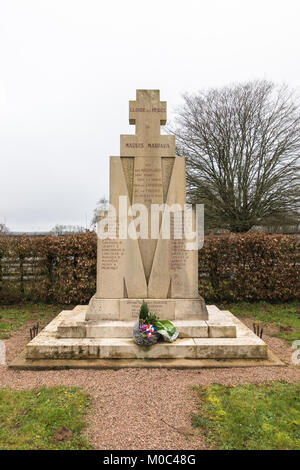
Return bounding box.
[24,306,268,361]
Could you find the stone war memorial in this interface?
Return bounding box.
[20,90,270,367]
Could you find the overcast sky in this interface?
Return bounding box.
[0,0,299,232]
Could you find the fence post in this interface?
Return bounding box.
[19,253,25,295]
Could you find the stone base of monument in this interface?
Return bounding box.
[19,305,272,364]
[84,296,209,321]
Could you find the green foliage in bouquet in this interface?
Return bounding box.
[139,300,158,325]
[138,301,178,342]
[139,300,149,320]
[154,319,176,337]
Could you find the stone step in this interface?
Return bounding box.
[26,335,267,360]
[174,320,208,338]
[194,338,266,359]
[85,320,209,338]
[57,319,236,339]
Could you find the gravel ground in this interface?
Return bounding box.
[0,319,299,450]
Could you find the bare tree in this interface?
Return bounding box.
[171,81,300,232]
[91,196,109,229]
[0,223,9,235]
[50,225,86,235]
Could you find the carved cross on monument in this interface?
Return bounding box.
[120,89,175,157]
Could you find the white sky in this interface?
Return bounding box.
[0,0,299,231]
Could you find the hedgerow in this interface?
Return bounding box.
[0,232,299,304]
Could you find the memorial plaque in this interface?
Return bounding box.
[120,299,176,320]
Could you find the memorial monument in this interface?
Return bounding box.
[22,90,269,365]
[86,89,207,323]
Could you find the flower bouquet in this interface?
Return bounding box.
[133,301,179,347]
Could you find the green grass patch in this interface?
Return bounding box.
[0,303,64,339]
[0,386,92,450]
[219,301,300,343]
[192,382,300,450]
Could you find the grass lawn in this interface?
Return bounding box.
[192,382,300,450]
[0,303,64,339]
[0,386,92,450]
[219,301,300,344]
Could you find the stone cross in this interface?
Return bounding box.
[120,90,175,157]
[84,89,204,319]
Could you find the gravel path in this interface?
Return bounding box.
[0,320,299,450]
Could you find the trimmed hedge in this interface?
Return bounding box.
[0,233,97,304]
[199,233,300,302]
[0,232,299,304]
